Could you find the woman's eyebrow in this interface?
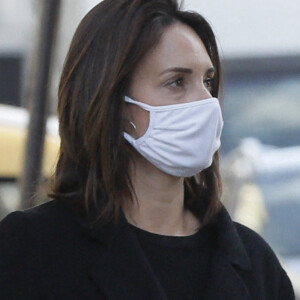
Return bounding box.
[159,67,193,76]
[159,66,215,76]
[206,67,216,74]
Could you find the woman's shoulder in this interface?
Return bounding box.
[215,207,293,280]
[232,220,285,272]
[235,222,293,286]
[214,207,280,264]
[233,221,281,264]
[0,198,80,243]
[234,221,274,252]
[234,222,295,298]
[0,200,100,298]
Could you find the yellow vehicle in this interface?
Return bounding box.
[0,104,60,179]
[0,104,60,217]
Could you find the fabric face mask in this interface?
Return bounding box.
[123,96,223,177]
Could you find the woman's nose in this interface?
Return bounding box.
[192,82,213,101]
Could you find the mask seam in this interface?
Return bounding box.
[148,99,218,112]
[125,96,219,112]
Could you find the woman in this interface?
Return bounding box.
[0,0,295,299]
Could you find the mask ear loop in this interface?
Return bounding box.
[123,120,138,143]
[130,121,137,130]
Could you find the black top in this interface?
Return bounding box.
[0,199,295,299]
[128,222,215,299]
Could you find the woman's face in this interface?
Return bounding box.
[125,22,215,139]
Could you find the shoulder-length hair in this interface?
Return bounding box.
[49,0,223,226]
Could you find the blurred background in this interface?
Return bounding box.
[0,0,299,296]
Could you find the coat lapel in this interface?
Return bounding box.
[203,250,251,300]
[88,212,168,300]
[203,207,252,300]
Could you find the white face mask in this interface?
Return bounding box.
[123,96,223,177]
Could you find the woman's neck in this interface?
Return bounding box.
[123,155,201,236]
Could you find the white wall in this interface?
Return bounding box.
[80,0,300,58]
[183,0,300,58]
[0,0,36,53]
[1,0,299,58]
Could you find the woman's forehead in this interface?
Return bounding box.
[135,22,213,76]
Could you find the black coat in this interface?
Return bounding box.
[0,198,295,300]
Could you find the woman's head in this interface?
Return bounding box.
[125,22,216,139]
[50,0,222,225]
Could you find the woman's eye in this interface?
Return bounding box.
[204,78,214,90]
[168,77,185,88]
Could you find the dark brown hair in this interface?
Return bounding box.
[49,0,222,226]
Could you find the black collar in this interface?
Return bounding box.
[71,202,251,271]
